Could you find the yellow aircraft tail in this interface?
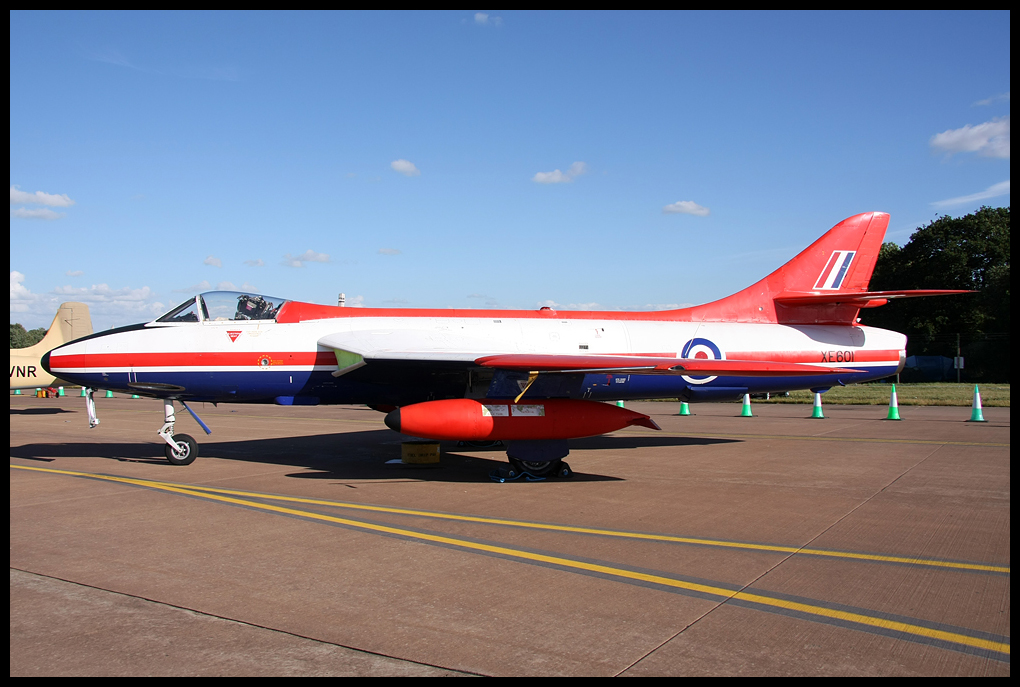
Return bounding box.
[10,302,93,389]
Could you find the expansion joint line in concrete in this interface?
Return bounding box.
[9,566,475,676]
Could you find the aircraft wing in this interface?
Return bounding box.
[317,330,502,360]
[317,332,859,378]
[317,330,496,376]
[475,354,858,376]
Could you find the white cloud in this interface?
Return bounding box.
[378,248,402,255]
[474,12,503,26]
[663,200,710,216]
[974,92,1009,107]
[10,186,75,207]
[243,259,265,267]
[932,180,1010,208]
[532,161,588,184]
[468,293,500,307]
[174,277,212,291]
[66,270,84,277]
[10,271,32,304]
[10,207,65,220]
[88,47,239,82]
[537,299,560,309]
[52,283,158,303]
[11,270,167,328]
[203,255,222,268]
[636,303,691,311]
[283,250,330,268]
[930,116,1010,159]
[346,295,365,308]
[391,159,421,177]
[216,281,236,291]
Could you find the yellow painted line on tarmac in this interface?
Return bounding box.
[149,481,1009,575]
[11,464,1011,657]
[10,463,1008,574]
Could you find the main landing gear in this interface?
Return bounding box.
[497,439,573,480]
[157,399,202,465]
[507,457,572,479]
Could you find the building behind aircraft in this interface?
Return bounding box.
[10,302,93,389]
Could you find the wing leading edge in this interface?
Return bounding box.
[475,354,860,376]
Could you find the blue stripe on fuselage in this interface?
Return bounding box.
[60,365,897,405]
[582,367,896,401]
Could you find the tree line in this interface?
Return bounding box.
[859,206,1010,382]
[10,324,47,349]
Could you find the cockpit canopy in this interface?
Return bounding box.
[157,292,289,324]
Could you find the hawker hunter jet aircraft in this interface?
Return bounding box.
[44,212,966,474]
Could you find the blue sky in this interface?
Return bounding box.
[10,11,1011,329]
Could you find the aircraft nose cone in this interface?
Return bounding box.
[41,351,52,375]
[383,408,401,433]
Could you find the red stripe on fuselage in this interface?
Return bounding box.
[48,351,337,369]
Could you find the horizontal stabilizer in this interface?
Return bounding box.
[774,289,973,308]
[476,354,858,376]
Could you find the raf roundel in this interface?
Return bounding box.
[680,337,723,384]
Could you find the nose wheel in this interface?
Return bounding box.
[164,434,198,465]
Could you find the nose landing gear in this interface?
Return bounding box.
[157,399,201,465]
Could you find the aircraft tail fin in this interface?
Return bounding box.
[16,302,94,357]
[685,212,890,325]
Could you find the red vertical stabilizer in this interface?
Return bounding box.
[684,212,890,325]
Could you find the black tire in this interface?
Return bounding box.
[507,457,561,477]
[164,433,198,466]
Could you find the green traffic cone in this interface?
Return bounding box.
[740,393,753,417]
[105,390,114,398]
[678,401,691,416]
[131,394,141,399]
[80,387,87,397]
[58,386,65,397]
[885,384,901,421]
[615,400,625,408]
[810,392,825,419]
[967,385,987,423]
[14,389,22,395]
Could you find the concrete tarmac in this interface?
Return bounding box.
[10,395,1010,676]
